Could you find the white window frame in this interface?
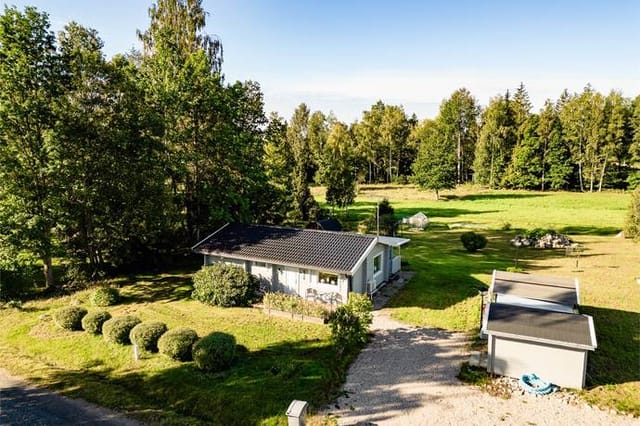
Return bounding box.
[373,253,382,275]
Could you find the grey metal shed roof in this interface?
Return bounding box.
[486,303,596,350]
[192,223,376,274]
[492,270,579,307]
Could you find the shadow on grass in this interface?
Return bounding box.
[581,305,640,388]
[31,338,345,425]
[560,225,622,236]
[119,271,196,305]
[452,192,549,202]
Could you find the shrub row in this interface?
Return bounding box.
[90,287,120,307]
[53,305,236,372]
[263,292,329,318]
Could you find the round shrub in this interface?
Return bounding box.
[103,315,141,345]
[54,306,88,331]
[130,321,168,352]
[192,332,236,373]
[460,232,488,252]
[90,287,119,307]
[192,263,260,307]
[158,327,199,361]
[82,310,112,334]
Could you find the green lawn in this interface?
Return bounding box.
[320,185,638,416]
[0,271,338,425]
[1,185,638,421]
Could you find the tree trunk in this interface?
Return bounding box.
[456,132,462,184]
[43,257,54,288]
[598,157,608,192]
[578,161,584,192]
[435,188,439,200]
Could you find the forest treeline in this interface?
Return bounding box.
[1,2,639,290]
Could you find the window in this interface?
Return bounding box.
[319,272,338,285]
[254,261,267,268]
[373,254,382,274]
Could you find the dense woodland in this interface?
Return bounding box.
[1,1,639,292]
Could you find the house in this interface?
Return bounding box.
[192,223,410,303]
[305,218,343,232]
[482,270,597,389]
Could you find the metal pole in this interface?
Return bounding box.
[376,202,380,236]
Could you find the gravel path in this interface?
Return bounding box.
[0,369,140,426]
[324,303,636,425]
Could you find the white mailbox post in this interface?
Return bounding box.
[286,400,308,426]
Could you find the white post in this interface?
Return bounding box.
[133,344,139,361]
[376,201,380,236]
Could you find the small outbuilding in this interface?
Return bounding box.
[486,303,597,389]
[305,218,343,232]
[402,212,429,230]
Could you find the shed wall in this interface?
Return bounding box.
[488,335,588,389]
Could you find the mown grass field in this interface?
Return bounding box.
[314,185,639,415]
[1,185,638,421]
[0,272,337,425]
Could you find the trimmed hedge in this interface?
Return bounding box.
[54,306,88,331]
[90,287,120,307]
[158,328,199,361]
[103,315,141,345]
[460,232,488,252]
[130,321,168,352]
[192,332,236,372]
[82,310,112,334]
[192,263,260,307]
[262,292,329,318]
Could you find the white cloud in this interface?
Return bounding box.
[257,69,640,122]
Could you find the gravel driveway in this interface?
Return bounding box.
[0,369,139,426]
[324,308,636,425]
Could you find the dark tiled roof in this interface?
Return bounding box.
[492,270,578,306]
[193,223,376,274]
[487,303,596,349]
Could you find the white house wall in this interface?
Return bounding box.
[204,255,348,302]
[366,244,386,290]
[488,335,589,389]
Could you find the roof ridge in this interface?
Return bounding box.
[237,222,375,239]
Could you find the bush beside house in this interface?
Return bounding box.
[192,264,260,307]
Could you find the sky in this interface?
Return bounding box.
[5,0,640,122]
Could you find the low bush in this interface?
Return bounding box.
[262,292,329,319]
[460,232,488,252]
[90,287,120,307]
[54,306,88,331]
[81,310,112,334]
[103,315,141,345]
[192,332,237,373]
[158,327,199,361]
[192,263,260,307]
[130,321,168,352]
[328,292,373,355]
[624,186,640,240]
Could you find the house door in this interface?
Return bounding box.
[277,266,299,295]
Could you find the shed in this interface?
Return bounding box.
[486,303,597,389]
[306,218,343,232]
[490,270,579,313]
[402,212,429,229]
